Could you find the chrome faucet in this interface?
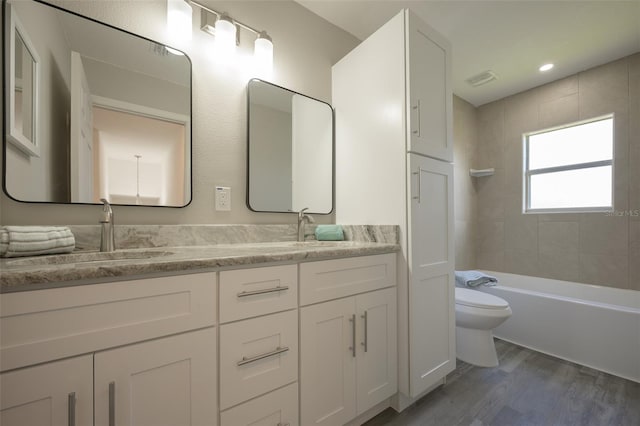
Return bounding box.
[99,198,116,252]
[297,207,315,242]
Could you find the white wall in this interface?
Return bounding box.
[1,0,359,225]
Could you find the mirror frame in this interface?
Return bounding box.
[246,78,335,215]
[6,2,40,157]
[2,0,193,208]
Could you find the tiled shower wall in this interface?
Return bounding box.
[468,52,640,290]
[453,96,478,271]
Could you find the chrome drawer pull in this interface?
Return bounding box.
[237,346,290,366]
[237,286,289,298]
[361,310,368,352]
[68,392,76,426]
[349,314,356,358]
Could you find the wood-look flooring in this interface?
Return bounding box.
[365,339,640,426]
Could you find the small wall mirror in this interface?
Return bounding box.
[3,0,192,207]
[247,79,333,214]
[7,3,39,157]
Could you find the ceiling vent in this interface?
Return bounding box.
[466,70,498,87]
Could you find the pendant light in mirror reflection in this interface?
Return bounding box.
[167,0,274,76]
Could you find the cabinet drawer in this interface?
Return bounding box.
[0,272,216,372]
[219,310,298,409]
[220,382,298,426]
[299,253,396,306]
[219,265,297,323]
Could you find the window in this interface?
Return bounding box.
[524,115,613,213]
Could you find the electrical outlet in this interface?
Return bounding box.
[215,186,231,211]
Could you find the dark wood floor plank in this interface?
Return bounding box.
[363,339,640,426]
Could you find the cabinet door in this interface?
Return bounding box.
[94,328,217,426]
[356,288,397,415]
[1,355,93,426]
[407,154,456,396]
[406,10,452,161]
[300,298,356,426]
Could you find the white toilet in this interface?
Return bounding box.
[455,287,512,367]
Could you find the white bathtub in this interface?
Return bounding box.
[477,271,640,383]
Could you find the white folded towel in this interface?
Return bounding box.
[455,270,498,288]
[0,226,75,258]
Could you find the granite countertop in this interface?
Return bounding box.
[0,241,400,293]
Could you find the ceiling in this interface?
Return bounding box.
[296,0,640,106]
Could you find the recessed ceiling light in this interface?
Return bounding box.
[539,63,554,72]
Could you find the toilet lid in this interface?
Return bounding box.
[455,288,509,309]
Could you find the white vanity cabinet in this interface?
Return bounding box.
[299,254,397,426]
[218,265,299,426]
[0,273,218,426]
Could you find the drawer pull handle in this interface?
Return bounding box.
[68,392,76,426]
[237,286,289,298]
[361,310,368,353]
[237,346,290,366]
[108,382,115,426]
[349,314,356,358]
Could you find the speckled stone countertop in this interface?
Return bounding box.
[0,225,399,293]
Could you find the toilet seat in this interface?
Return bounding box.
[455,288,509,309]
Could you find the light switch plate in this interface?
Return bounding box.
[215,186,231,211]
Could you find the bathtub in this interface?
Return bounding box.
[476,271,640,383]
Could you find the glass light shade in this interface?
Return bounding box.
[167,0,192,42]
[215,14,236,53]
[254,31,273,73]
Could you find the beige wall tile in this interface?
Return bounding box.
[534,75,579,103]
[539,250,580,282]
[629,146,640,220]
[476,220,505,254]
[476,170,505,221]
[505,214,538,253]
[476,112,505,170]
[579,254,629,289]
[477,99,504,124]
[579,214,629,256]
[476,250,504,272]
[538,94,579,129]
[505,248,539,276]
[578,57,629,99]
[455,219,476,270]
[504,92,539,142]
[504,140,523,196]
[630,221,640,251]
[629,52,640,76]
[539,221,579,253]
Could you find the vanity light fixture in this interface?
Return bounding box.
[188,0,274,73]
[166,0,192,42]
[539,63,554,72]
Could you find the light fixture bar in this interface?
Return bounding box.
[190,0,261,36]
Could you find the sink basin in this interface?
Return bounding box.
[5,250,174,267]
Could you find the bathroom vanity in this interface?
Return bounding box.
[0,232,399,426]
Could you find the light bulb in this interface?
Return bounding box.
[215,13,237,55]
[167,0,192,42]
[254,31,273,76]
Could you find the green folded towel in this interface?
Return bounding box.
[315,225,344,241]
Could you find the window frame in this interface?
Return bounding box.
[523,114,615,214]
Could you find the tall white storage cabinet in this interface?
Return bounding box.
[333,9,455,401]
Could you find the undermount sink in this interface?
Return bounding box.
[5,250,174,267]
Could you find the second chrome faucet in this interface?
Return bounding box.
[297,208,315,242]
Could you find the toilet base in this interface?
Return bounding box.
[455,326,499,367]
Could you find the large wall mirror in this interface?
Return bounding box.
[2,0,192,207]
[247,79,333,214]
